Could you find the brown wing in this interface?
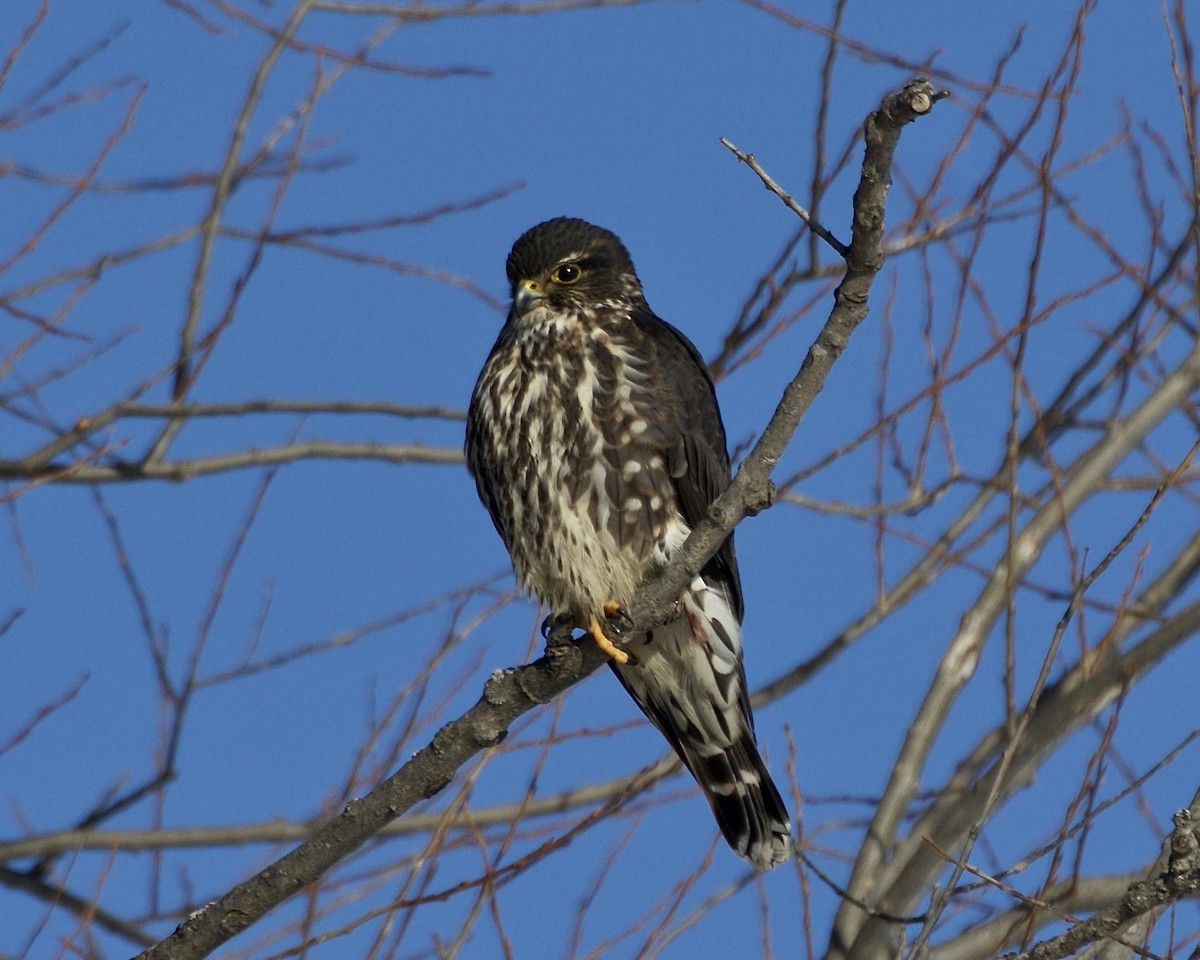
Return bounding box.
[631,307,744,622]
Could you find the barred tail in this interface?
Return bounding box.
[680,719,793,869]
[611,578,793,870]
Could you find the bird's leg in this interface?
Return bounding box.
[588,601,634,665]
[588,619,630,664]
[578,604,628,662]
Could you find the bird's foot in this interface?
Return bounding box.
[589,602,635,665]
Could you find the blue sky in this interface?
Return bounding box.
[3,1,1199,957]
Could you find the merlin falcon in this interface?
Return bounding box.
[465,217,792,869]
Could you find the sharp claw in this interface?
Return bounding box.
[602,601,634,638]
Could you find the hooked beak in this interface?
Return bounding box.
[513,278,543,317]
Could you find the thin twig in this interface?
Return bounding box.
[719,136,852,257]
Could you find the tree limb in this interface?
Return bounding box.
[999,795,1200,960]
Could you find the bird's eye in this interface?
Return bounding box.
[551,263,582,285]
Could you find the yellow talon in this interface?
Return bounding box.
[589,617,630,665]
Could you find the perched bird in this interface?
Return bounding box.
[465,217,792,869]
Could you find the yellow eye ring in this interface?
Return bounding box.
[552,263,582,284]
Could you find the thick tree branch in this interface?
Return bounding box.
[134,77,943,960]
[134,630,611,959]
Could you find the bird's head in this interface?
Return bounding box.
[505,217,645,321]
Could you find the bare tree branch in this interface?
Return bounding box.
[1000,794,1200,960]
[0,441,463,486]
